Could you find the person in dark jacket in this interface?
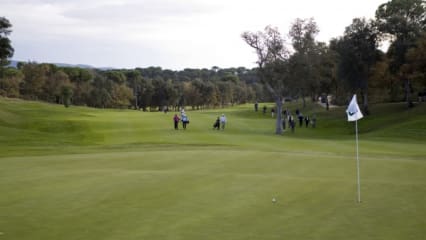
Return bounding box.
[298,114,304,127]
[213,117,220,130]
[289,115,295,133]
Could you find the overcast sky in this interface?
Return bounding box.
[3,0,387,70]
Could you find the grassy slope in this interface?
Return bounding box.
[0,97,425,240]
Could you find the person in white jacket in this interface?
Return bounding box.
[220,114,227,130]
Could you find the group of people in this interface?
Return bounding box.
[282,109,317,133]
[213,114,227,130]
[172,104,318,133]
[256,102,318,133]
[173,109,189,130]
[173,109,227,131]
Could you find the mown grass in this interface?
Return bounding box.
[0,97,425,240]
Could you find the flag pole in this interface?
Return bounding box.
[347,94,363,203]
[355,120,361,203]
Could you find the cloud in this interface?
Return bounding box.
[61,0,222,24]
[5,0,388,70]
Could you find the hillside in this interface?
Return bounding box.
[1,97,425,156]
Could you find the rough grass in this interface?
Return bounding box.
[0,97,425,240]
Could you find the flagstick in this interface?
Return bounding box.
[355,120,361,203]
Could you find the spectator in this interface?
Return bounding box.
[173,114,180,130]
[220,114,227,130]
[305,116,310,128]
[289,115,295,133]
[311,114,317,128]
[181,112,189,130]
[298,114,304,127]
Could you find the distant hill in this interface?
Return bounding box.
[50,62,94,69]
[7,60,113,70]
[6,60,19,68]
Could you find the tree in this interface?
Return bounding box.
[182,80,203,110]
[21,63,50,100]
[217,80,233,107]
[125,70,143,109]
[139,78,154,111]
[105,70,126,84]
[314,42,336,102]
[164,79,179,109]
[61,86,73,108]
[0,68,23,97]
[88,74,112,108]
[111,84,133,108]
[288,18,322,107]
[242,26,289,134]
[0,17,14,66]
[202,81,220,108]
[403,33,426,95]
[375,0,426,107]
[233,81,250,104]
[366,52,393,102]
[44,70,73,104]
[63,67,93,106]
[151,78,167,110]
[332,18,379,114]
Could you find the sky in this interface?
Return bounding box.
[3,0,388,70]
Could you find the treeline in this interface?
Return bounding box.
[1,0,425,112]
[0,63,269,110]
[242,0,426,117]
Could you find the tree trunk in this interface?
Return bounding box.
[404,78,414,108]
[134,90,138,109]
[275,96,283,135]
[361,89,369,115]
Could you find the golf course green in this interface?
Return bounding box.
[1,97,425,240]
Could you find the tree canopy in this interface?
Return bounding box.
[0,17,14,66]
[1,0,426,120]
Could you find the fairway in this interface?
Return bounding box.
[1,97,425,240]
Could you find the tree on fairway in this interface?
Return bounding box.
[242,26,289,134]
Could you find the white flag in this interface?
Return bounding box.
[346,94,363,122]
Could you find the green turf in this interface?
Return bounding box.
[0,97,425,240]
